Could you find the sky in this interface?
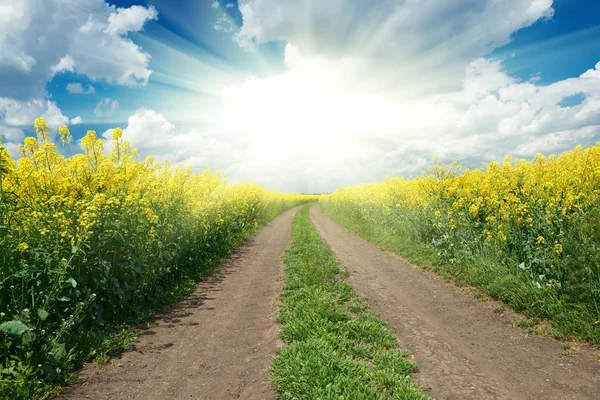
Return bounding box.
[0,0,599,193]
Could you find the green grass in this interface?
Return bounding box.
[271,207,429,399]
[320,202,600,345]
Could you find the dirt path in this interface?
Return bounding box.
[61,208,299,400]
[310,205,600,400]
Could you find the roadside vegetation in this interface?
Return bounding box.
[321,143,600,345]
[271,207,428,399]
[0,118,316,398]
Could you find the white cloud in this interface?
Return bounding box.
[0,0,157,102]
[106,5,158,36]
[94,98,119,118]
[51,55,75,75]
[226,3,234,8]
[0,98,68,128]
[0,97,69,157]
[235,0,553,96]
[66,82,95,94]
[214,14,235,33]
[70,116,83,125]
[102,108,238,171]
[212,2,220,8]
[0,126,25,143]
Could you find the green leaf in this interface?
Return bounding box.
[0,320,30,335]
[37,309,49,321]
[52,343,66,360]
[66,277,77,288]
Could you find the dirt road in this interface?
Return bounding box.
[61,208,299,400]
[310,205,600,400]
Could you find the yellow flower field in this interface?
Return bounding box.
[323,143,600,343]
[0,118,316,396]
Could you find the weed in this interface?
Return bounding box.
[561,344,577,357]
[471,288,490,302]
[515,317,540,329]
[493,305,505,314]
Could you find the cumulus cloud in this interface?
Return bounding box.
[102,108,240,172]
[0,98,68,129]
[106,5,158,36]
[0,97,69,157]
[70,116,83,125]
[66,83,95,94]
[0,0,157,102]
[94,98,119,118]
[51,55,75,75]
[236,0,553,96]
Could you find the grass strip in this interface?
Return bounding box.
[271,207,430,400]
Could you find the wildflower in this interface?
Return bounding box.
[469,204,479,217]
[58,125,71,145]
[536,236,545,245]
[34,118,50,141]
[112,128,123,141]
[17,243,29,252]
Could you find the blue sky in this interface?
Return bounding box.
[1,0,599,192]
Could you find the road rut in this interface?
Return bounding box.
[310,205,599,400]
[60,208,299,400]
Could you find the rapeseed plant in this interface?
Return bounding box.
[323,143,600,344]
[0,118,316,397]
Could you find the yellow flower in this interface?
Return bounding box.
[34,118,47,132]
[24,137,37,147]
[58,125,71,145]
[536,236,544,245]
[469,204,479,217]
[17,243,29,252]
[112,128,123,141]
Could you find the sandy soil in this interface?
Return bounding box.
[60,207,299,400]
[310,204,600,400]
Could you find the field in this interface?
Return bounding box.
[322,144,600,344]
[1,118,599,399]
[0,119,315,397]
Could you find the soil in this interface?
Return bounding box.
[60,207,299,400]
[310,204,600,400]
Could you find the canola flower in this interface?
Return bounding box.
[324,144,600,341]
[0,118,317,397]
